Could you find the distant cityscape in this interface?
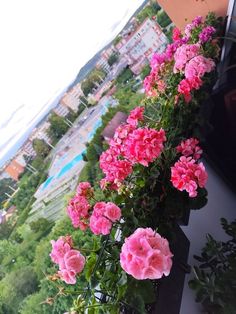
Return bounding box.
[0,0,173,226]
[1,14,169,182]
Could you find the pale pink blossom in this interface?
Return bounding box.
[89,202,121,235]
[58,269,76,285]
[50,237,71,265]
[120,228,173,280]
[174,44,200,73]
[185,55,215,80]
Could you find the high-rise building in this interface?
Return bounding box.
[60,83,84,112]
[116,18,168,74]
[54,103,70,117]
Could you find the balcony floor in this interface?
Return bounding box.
[180,161,236,313]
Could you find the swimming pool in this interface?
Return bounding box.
[40,103,108,191]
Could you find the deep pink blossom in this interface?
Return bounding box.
[199,26,216,43]
[123,128,166,166]
[67,195,91,230]
[177,79,192,103]
[127,106,145,127]
[120,228,173,280]
[172,27,182,41]
[176,138,203,160]
[171,156,208,197]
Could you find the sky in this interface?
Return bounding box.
[0,0,144,167]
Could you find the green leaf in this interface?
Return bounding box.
[85,253,97,282]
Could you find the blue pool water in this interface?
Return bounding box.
[40,104,108,191]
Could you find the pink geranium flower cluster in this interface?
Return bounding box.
[143,15,217,104]
[171,156,208,197]
[126,106,145,127]
[199,26,216,43]
[90,202,121,235]
[174,44,200,73]
[100,107,166,188]
[120,228,173,280]
[50,236,85,285]
[67,194,91,230]
[67,182,93,230]
[176,138,203,160]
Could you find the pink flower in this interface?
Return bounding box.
[172,27,182,41]
[185,55,215,80]
[120,228,173,280]
[171,156,208,197]
[50,237,71,265]
[99,147,133,186]
[58,269,76,285]
[62,250,86,274]
[67,195,91,230]
[89,202,121,235]
[104,202,121,222]
[199,26,216,43]
[90,215,112,235]
[174,44,200,73]
[176,138,203,160]
[123,128,166,166]
[127,106,145,127]
[177,79,192,103]
[76,182,93,197]
[58,249,85,285]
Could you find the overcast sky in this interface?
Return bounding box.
[0,0,144,167]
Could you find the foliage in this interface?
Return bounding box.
[0,266,38,314]
[140,64,151,80]
[189,218,236,314]
[81,69,107,96]
[156,10,172,28]
[113,35,122,46]
[0,178,16,206]
[47,112,69,143]
[32,138,50,158]
[108,52,119,66]
[115,67,134,86]
[136,3,160,24]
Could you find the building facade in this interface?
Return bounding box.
[4,160,25,181]
[54,103,70,117]
[116,18,168,74]
[60,83,84,112]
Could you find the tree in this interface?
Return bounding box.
[115,67,134,86]
[140,64,151,80]
[108,52,119,66]
[113,35,122,46]
[0,266,38,313]
[47,112,69,143]
[81,69,106,96]
[157,11,172,28]
[32,139,50,158]
[0,178,16,205]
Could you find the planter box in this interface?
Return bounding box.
[149,225,190,314]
